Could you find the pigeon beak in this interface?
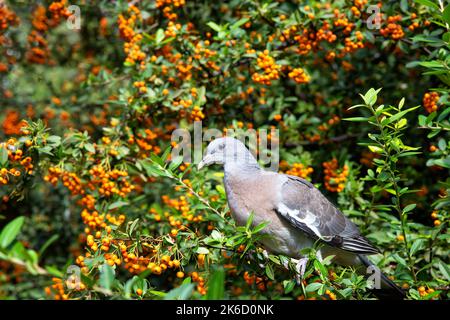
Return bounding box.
[198,154,212,170]
[198,160,205,170]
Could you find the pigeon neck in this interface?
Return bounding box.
[224,161,261,176]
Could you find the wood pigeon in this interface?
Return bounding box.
[198,137,405,299]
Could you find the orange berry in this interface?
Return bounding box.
[161,255,171,264]
[153,266,162,275]
[172,259,181,268]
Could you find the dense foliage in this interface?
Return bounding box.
[0,0,449,300]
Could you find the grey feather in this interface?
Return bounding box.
[276,175,380,254]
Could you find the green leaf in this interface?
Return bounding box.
[378,171,390,181]
[124,276,138,298]
[398,151,422,158]
[206,268,225,299]
[438,261,450,281]
[99,263,115,291]
[339,287,353,298]
[164,282,195,300]
[437,107,450,122]
[398,97,405,109]
[127,218,140,235]
[384,106,420,126]
[149,152,164,166]
[410,238,424,256]
[84,143,95,153]
[343,117,368,122]
[231,18,249,30]
[0,146,8,165]
[403,204,416,213]
[438,138,446,151]
[207,22,222,32]
[433,158,450,168]
[155,28,165,44]
[38,234,59,257]
[252,221,269,234]
[46,266,64,278]
[422,290,442,300]
[265,264,275,281]
[368,145,383,153]
[246,212,254,230]
[305,282,322,292]
[314,260,328,279]
[169,155,183,171]
[418,114,428,126]
[0,216,25,249]
[400,0,409,13]
[414,0,439,10]
[443,32,450,42]
[196,247,209,254]
[443,4,450,25]
[160,147,172,162]
[149,290,166,297]
[108,201,129,210]
[361,88,381,107]
[47,135,61,147]
[396,118,407,129]
[283,280,295,294]
[321,254,335,266]
[347,104,366,110]
[427,130,441,139]
[8,241,31,262]
[140,160,166,177]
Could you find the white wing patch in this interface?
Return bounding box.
[277,203,322,238]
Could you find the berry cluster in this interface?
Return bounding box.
[118,5,146,68]
[89,166,134,198]
[380,15,405,40]
[323,159,349,192]
[423,92,440,113]
[45,167,84,195]
[2,110,25,135]
[0,4,19,31]
[133,81,148,94]
[252,50,280,85]
[282,162,314,179]
[0,139,34,185]
[191,271,207,295]
[156,0,186,21]
[243,271,268,292]
[288,67,310,84]
[430,210,441,227]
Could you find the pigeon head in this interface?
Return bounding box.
[198,137,258,170]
